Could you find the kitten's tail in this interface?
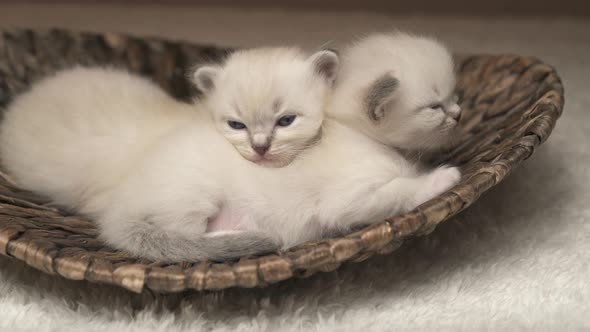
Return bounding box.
[107,224,281,262]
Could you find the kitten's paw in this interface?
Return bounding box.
[428,166,461,194]
[415,166,461,204]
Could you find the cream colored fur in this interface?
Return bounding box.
[0,36,461,262]
[0,67,197,215]
[329,32,461,150]
[194,47,338,168]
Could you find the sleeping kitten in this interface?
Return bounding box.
[328,32,461,151]
[193,47,338,167]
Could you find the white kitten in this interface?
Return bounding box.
[325,31,463,213]
[193,47,338,168]
[328,32,462,150]
[0,48,340,261]
[0,67,197,215]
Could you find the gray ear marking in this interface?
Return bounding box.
[309,49,340,85]
[366,73,400,122]
[191,65,220,94]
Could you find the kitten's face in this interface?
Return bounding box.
[360,41,461,150]
[370,70,461,150]
[193,48,338,167]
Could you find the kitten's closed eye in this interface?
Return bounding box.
[276,115,296,127]
[228,120,247,130]
[429,103,444,110]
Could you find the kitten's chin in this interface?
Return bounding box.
[254,158,290,168]
[241,153,293,168]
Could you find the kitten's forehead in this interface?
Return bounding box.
[232,83,286,113]
[404,54,456,102]
[218,51,311,110]
[222,47,310,81]
[217,65,312,122]
[247,98,283,124]
[432,74,456,99]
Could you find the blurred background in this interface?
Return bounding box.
[0,1,588,51]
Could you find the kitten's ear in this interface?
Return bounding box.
[191,65,221,94]
[366,73,400,122]
[308,49,340,85]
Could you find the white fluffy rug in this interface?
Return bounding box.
[0,4,589,331]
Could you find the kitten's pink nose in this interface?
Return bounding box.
[253,144,270,156]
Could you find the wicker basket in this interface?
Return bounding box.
[0,28,564,294]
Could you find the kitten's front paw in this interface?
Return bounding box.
[415,166,461,204]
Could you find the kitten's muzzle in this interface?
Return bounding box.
[251,133,271,156]
[253,144,270,156]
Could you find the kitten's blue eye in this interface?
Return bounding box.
[277,115,296,127]
[228,120,246,130]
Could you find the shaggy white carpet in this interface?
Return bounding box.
[0,4,589,331]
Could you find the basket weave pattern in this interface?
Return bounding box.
[0,29,564,293]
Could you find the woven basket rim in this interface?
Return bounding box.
[0,28,564,293]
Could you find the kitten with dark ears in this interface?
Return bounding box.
[329,32,462,151]
[194,47,338,168]
[0,47,340,261]
[325,32,463,210]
